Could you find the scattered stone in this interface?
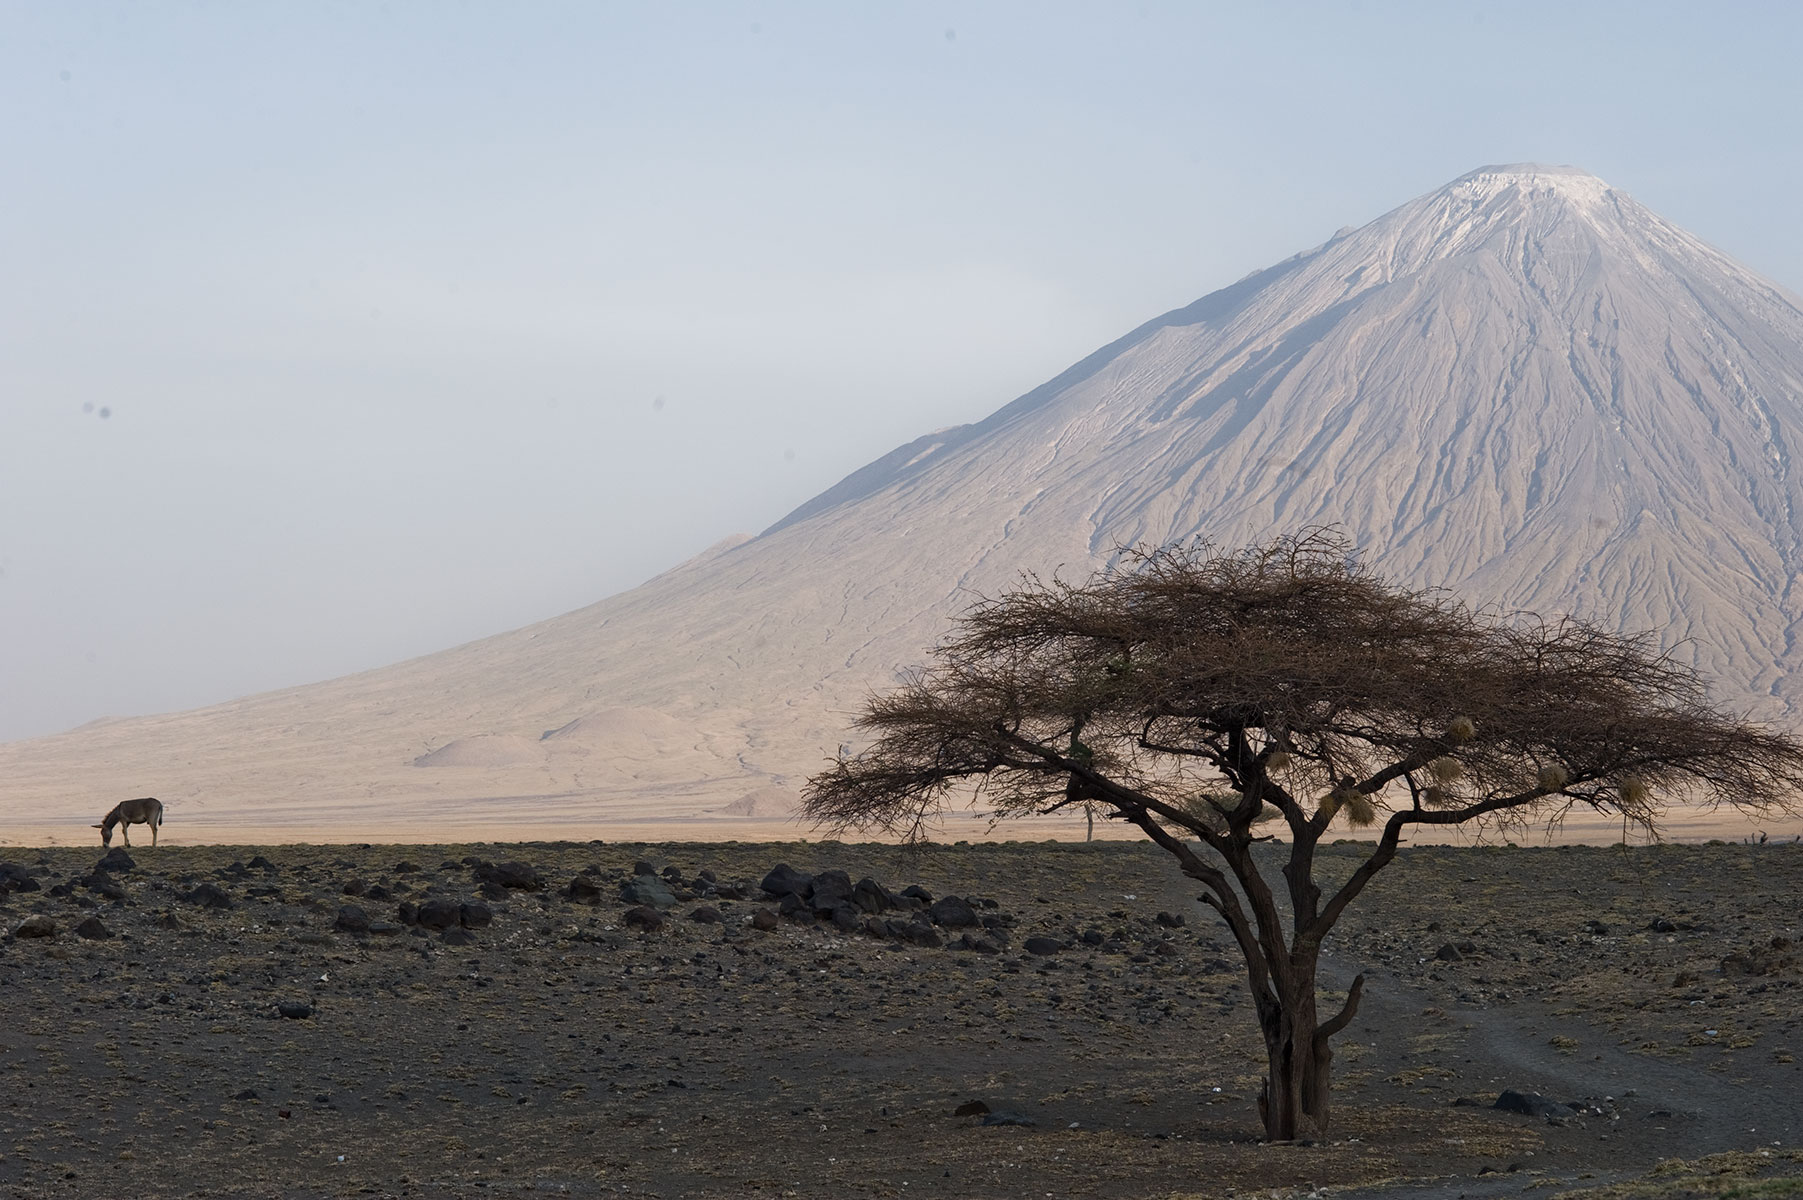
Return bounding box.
[632,859,657,877]
[392,860,419,874]
[900,884,934,905]
[14,915,55,939]
[1155,910,1186,928]
[367,922,403,936]
[1023,936,1065,956]
[1435,942,1464,962]
[459,902,493,929]
[954,1100,990,1117]
[234,1088,260,1101]
[1649,917,1679,933]
[341,879,368,897]
[750,909,779,932]
[0,862,41,894]
[441,928,478,946]
[981,1112,1038,1127]
[248,855,278,871]
[277,1001,313,1020]
[567,877,606,905]
[689,906,722,924]
[74,916,113,940]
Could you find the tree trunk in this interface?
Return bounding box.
[1258,964,1336,1141]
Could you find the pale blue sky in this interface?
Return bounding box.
[3,1,1801,740]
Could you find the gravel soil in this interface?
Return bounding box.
[1,838,1800,1199]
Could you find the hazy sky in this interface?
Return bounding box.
[4,2,1802,742]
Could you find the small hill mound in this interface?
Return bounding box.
[540,707,692,742]
[413,734,544,768]
[715,785,802,817]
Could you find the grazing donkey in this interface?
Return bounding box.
[94,797,163,848]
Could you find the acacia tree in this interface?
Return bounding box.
[803,531,1803,1142]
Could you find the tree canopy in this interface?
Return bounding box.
[804,530,1803,1139]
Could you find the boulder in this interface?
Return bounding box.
[180,883,235,910]
[0,863,40,894]
[811,869,854,905]
[689,906,723,924]
[74,916,112,940]
[759,864,814,899]
[277,1001,313,1020]
[750,909,779,932]
[459,902,493,930]
[334,905,372,934]
[900,884,934,905]
[619,875,677,909]
[894,920,942,948]
[14,915,55,939]
[84,873,127,902]
[1023,936,1065,956]
[928,896,980,928]
[441,928,478,946]
[622,905,666,932]
[1155,910,1186,928]
[1494,1090,1578,1122]
[415,898,463,931]
[851,877,898,913]
[96,847,136,873]
[567,877,606,905]
[475,861,546,891]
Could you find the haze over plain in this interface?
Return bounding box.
[5,3,1803,745]
[7,160,1803,845]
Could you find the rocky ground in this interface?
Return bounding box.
[0,837,1800,1199]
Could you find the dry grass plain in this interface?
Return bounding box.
[2,838,1801,1199]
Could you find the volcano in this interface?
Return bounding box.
[9,164,1803,840]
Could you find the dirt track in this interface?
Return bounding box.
[1,839,1800,1199]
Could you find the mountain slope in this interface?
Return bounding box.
[8,164,1803,840]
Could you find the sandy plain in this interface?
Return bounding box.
[2,837,1802,1199]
